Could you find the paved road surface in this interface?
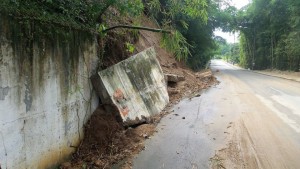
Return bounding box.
[133,60,300,169]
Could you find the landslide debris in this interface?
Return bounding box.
[61,107,156,169]
[60,15,218,169]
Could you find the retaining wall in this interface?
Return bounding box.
[0,15,99,168]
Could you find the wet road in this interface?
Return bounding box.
[133,60,300,169]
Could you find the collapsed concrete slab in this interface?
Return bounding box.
[92,47,169,126]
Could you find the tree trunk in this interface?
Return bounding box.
[271,33,274,69]
[297,55,300,72]
[252,30,256,70]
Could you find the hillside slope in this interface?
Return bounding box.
[60,16,217,169]
[135,16,216,103]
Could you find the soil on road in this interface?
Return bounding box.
[133,60,300,169]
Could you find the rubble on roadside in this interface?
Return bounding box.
[60,15,219,169]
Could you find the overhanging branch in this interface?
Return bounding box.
[102,25,172,34]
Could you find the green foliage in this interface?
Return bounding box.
[239,34,249,68]
[0,0,216,70]
[230,43,240,64]
[213,4,238,32]
[214,55,222,59]
[130,19,142,40]
[98,24,107,38]
[0,0,144,31]
[236,0,300,71]
[167,0,208,21]
[215,36,230,56]
[0,0,109,30]
[145,0,161,17]
[161,30,191,61]
[125,42,135,53]
[183,0,208,23]
[147,0,218,69]
[116,0,144,16]
[184,16,217,69]
[214,36,239,64]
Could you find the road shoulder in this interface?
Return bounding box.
[254,70,300,82]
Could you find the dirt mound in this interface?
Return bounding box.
[85,108,123,147]
[60,107,156,169]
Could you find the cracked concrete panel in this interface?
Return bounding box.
[94,47,169,126]
[0,86,9,100]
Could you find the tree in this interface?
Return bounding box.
[235,0,300,71]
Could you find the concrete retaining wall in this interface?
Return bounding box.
[93,47,169,126]
[0,15,99,168]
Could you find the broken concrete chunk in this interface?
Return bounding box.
[168,88,180,95]
[91,47,169,126]
[165,74,185,83]
[195,71,212,80]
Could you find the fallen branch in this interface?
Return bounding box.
[102,25,172,34]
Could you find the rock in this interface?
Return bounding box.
[195,94,201,97]
[61,162,72,169]
[162,64,170,68]
[182,117,185,119]
[170,62,178,68]
[168,88,180,95]
[142,134,149,139]
[165,74,185,83]
[94,160,102,167]
[195,71,212,80]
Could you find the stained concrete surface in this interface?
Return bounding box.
[133,60,300,169]
[0,15,99,169]
[94,47,169,126]
[0,86,9,100]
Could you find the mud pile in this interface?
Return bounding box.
[61,107,156,169]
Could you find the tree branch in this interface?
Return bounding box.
[102,25,172,34]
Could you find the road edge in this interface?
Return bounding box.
[253,71,300,83]
[220,60,300,83]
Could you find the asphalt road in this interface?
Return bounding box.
[133,60,300,169]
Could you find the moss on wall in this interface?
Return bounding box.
[0,14,99,169]
[0,14,96,100]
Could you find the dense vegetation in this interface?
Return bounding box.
[236,0,300,71]
[146,0,236,69]
[2,0,298,71]
[0,0,144,31]
[214,36,239,64]
[0,0,223,70]
[143,0,212,69]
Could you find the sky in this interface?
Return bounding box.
[213,0,251,43]
[231,0,251,9]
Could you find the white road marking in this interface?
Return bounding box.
[256,94,300,133]
[269,87,282,94]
